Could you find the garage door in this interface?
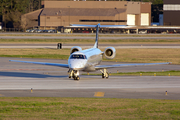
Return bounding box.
[127,14,135,26]
[141,13,149,26]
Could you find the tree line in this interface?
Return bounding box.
[0,0,41,28]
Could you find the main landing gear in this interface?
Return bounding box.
[68,69,80,81]
[100,69,109,79]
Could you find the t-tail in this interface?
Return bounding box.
[71,23,127,48]
[93,23,100,48]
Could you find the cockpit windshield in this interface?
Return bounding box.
[70,54,87,59]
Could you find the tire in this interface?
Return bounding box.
[102,73,104,78]
[106,73,109,79]
[74,76,79,81]
[72,74,75,79]
[76,76,80,81]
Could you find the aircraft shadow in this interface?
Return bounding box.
[0,71,67,78]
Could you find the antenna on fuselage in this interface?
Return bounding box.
[93,23,100,48]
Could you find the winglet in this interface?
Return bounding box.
[93,23,100,48]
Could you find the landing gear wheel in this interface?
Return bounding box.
[74,76,80,81]
[76,76,80,81]
[72,75,75,79]
[102,73,104,78]
[106,73,109,79]
[100,69,110,79]
[69,76,71,78]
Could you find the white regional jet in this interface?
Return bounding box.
[10,24,171,80]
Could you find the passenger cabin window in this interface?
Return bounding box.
[70,54,87,59]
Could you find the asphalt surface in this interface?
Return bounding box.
[1,33,180,48]
[0,57,180,99]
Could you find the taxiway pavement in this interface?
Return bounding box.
[0,57,180,99]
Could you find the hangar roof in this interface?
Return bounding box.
[41,8,126,16]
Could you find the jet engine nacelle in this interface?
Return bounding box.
[104,47,116,59]
[70,46,82,54]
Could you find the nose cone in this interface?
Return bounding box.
[68,59,87,70]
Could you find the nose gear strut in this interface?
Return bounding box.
[68,69,80,80]
[100,69,109,79]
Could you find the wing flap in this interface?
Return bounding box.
[9,60,69,68]
[95,62,171,70]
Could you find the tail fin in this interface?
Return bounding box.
[70,23,127,48]
[70,24,127,48]
[93,23,100,48]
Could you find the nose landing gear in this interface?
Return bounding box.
[100,69,109,79]
[68,69,80,81]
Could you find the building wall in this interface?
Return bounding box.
[40,14,127,27]
[164,0,180,26]
[44,1,128,9]
[21,9,43,29]
[22,1,151,28]
[126,2,151,26]
[164,0,180,4]
[40,1,129,27]
[135,14,140,26]
[127,2,141,26]
[164,11,180,26]
[140,2,151,26]
[127,2,140,14]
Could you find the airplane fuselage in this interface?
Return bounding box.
[68,48,102,72]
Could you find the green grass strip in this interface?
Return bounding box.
[0,97,180,119]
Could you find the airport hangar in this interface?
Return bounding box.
[21,1,151,33]
[163,0,180,26]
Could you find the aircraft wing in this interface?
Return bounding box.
[95,62,171,70]
[9,60,69,68]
